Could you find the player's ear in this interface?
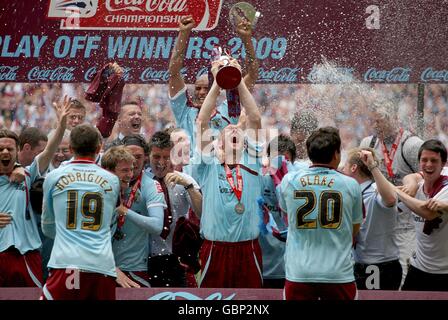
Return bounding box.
[351,163,358,173]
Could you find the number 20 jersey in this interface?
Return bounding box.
[42,161,120,277]
[278,166,363,283]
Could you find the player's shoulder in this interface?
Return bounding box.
[334,170,360,187]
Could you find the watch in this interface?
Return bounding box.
[184,183,194,190]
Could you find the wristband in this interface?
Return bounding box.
[13,162,22,170]
[368,162,379,171]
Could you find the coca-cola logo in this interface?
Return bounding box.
[27,66,75,81]
[50,0,223,31]
[258,67,300,83]
[421,68,448,82]
[105,0,187,13]
[364,67,411,82]
[84,66,132,82]
[307,66,354,83]
[140,67,170,82]
[0,66,18,81]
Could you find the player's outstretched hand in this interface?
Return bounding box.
[116,268,141,288]
[164,171,190,188]
[236,18,252,39]
[9,166,25,184]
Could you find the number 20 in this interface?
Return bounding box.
[294,190,342,229]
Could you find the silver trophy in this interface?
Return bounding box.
[211,46,242,90]
[229,2,261,30]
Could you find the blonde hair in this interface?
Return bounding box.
[101,146,135,171]
[346,147,379,179]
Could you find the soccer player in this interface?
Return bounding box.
[360,103,423,284]
[259,134,298,288]
[104,139,166,288]
[41,124,121,300]
[146,130,202,287]
[168,15,258,153]
[0,97,73,287]
[194,58,263,288]
[396,139,448,291]
[278,127,363,300]
[18,127,48,167]
[65,99,86,130]
[343,148,401,290]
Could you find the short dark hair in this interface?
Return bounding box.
[106,134,149,155]
[267,134,297,162]
[18,127,48,150]
[0,129,19,148]
[306,126,341,164]
[122,134,149,155]
[70,124,101,156]
[418,139,447,163]
[148,131,174,153]
[69,99,86,111]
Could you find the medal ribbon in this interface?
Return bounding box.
[118,171,143,228]
[380,128,404,179]
[224,164,243,203]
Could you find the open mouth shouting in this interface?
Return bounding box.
[1,159,11,167]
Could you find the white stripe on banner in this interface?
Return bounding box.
[198,242,213,288]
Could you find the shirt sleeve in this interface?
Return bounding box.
[169,86,190,125]
[277,173,290,213]
[41,174,56,239]
[126,207,164,235]
[352,182,364,224]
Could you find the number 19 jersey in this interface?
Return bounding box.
[42,161,120,277]
[278,166,363,283]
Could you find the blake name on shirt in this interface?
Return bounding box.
[55,172,113,193]
[299,175,335,188]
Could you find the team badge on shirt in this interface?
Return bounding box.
[155,181,163,193]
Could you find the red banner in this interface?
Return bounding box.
[0,0,447,83]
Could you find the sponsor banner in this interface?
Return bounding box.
[0,0,447,83]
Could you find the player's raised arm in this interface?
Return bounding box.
[37,95,71,175]
[236,19,259,92]
[196,60,222,152]
[168,15,195,98]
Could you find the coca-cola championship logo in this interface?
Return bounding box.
[47,0,224,31]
